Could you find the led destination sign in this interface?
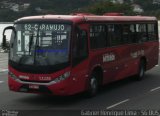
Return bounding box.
[24,24,65,31]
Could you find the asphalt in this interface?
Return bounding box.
[0,53,8,72]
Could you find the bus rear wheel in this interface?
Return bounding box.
[87,74,98,97]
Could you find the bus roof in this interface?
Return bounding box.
[16,15,157,23]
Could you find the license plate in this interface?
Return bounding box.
[29,85,39,89]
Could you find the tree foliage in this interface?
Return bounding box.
[0,0,160,21]
[82,1,134,15]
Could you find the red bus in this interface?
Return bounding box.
[3,14,159,96]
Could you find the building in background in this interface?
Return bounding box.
[0,1,30,12]
[153,0,160,4]
[110,0,124,4]
[132,4,144,14]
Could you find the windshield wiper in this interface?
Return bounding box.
[34,26,40,65]
[19,33,34,65]
[29,33,34,54]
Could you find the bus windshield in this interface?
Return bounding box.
[9,23,71,66]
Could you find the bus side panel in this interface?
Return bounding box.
[123,44,145,78]
[102,47,135,82]
[89,50,118,84]
[113,45,139,80]
[144,41,159,70]
[105,45,139,81]
[89,46,139,84]
[68,59,89,95]
[88,41,158,85]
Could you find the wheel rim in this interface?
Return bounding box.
[139,64,144,78]
[90,77,98,94]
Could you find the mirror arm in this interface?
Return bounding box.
[3,26,16,37]
[2,26,16,50]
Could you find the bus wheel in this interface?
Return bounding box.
[87,74,98,97]
[136,60,146,80]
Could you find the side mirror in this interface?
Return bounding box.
[2,35,7,49]
[3,26,16,35]
[2,26,16,50]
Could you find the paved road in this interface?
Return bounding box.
[0,53,8,72]
[0,53,160,116]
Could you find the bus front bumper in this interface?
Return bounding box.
[8,75,72,96]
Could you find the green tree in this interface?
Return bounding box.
[81,1,135,15]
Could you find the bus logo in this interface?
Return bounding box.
[103,53,116,62]
[131,50,144,58]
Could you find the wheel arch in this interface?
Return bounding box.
[90,66,104,86]
[140,56,147,71]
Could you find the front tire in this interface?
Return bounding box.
[87,74,98,97]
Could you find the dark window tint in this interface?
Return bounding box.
[136,24,147,42]
[122,24,136,44]
[108,24,122,46]
[148,24,156,41]
[90,25,107,49]
[73,28,88,66]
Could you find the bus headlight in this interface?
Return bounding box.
[54,71,70,83]
[8,71,17,80]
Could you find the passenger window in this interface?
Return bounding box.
[136,24,147,42]
[122,24,131,44]
[148,24,156,41]
[122,24,136,44]
[90,25,107,49]
[108,24,122,46]
[130,24,137,43]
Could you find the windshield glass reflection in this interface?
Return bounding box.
[10,23,71,66]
